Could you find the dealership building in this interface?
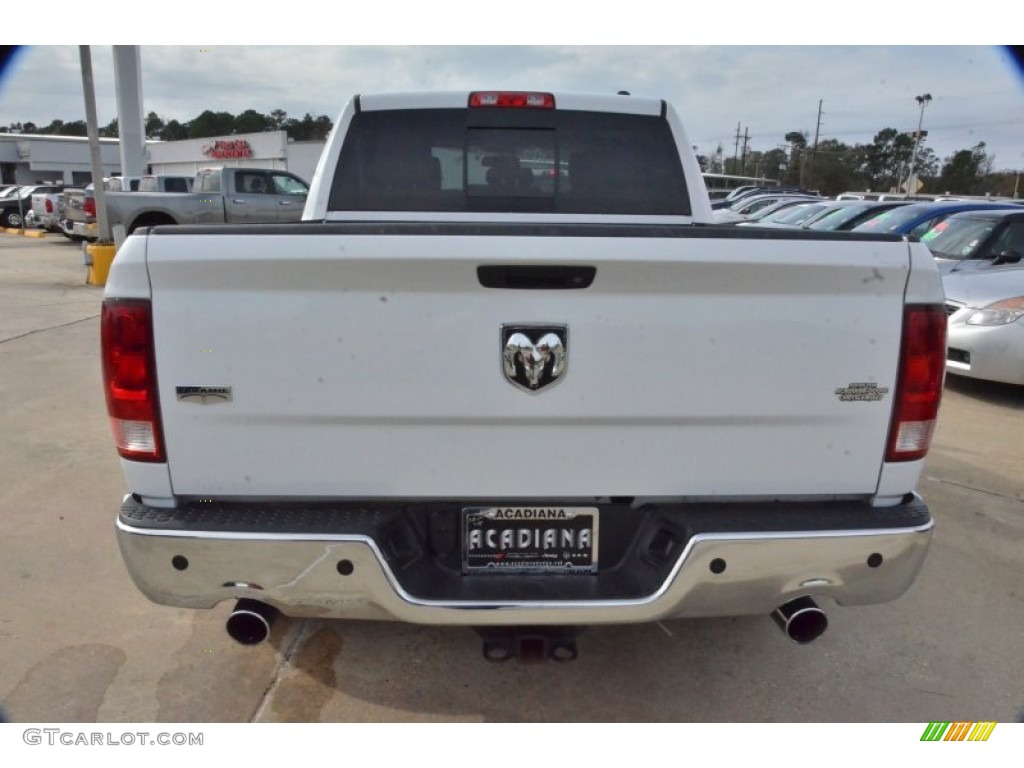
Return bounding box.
[0,131,325,186]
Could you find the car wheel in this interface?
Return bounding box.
[2,210,22,228]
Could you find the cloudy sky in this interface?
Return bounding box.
[3,41,1022,171]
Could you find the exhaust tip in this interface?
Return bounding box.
[226,599,278,646]
[772,596,828,644]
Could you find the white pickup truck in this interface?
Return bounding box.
[104,91,946,661]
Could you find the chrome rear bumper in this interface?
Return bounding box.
[116,495,933,626]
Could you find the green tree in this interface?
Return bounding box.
[783,131,808,186]
[59,120,88,137]
[758,148,788,181]
[145,111,165,139]
[161,119,188,141]
[285,113,333,141]
[269,109,288,130]
[806,139,862,195]
[187,110,236,139]
[234,109,273,134]
[99,118,119,138]
[938,142,992,195]
[859,128,915,192]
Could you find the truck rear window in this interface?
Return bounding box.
[328,108,690,215]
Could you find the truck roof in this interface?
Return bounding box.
[355,90,665,116]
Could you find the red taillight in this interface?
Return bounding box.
[885,305,946,462]
[101,299,165,462]
[84,196,96,217]
[45,199,53,213]
[469,91,555,109]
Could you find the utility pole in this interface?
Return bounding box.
[741,127,750,176]
[733,122,741,174]
[808,99,823,191]
[79,45,111,244]
[906,93,932,194]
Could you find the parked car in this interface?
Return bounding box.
[920,209,1024,274]
[800,200,912,231]
[711,185,816,210]
[943,264,1024,386]
[30,188,66,232]
[737,197,823,223]
[736,200,832,228]
[1,183,67,228]
[60,185,97,242]
[712,193,820,223]
[850,201,1023,239]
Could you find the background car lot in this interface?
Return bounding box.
[0,233,1022,723]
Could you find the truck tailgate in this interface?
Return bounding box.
[144,226,911,499]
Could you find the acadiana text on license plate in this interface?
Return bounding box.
[462,507,598,574]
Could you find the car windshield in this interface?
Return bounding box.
[745,200,803,221]
[805,204,874,230]
[852,204,932,233]
[765,201,829,225]
[920,218,999,260]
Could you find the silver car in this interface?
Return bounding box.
[944,265,1024,386]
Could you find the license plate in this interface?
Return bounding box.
[462,507,598,574]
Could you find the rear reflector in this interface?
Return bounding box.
[886,305,946,462]
[101,299,165,462]
[469,91,555,109]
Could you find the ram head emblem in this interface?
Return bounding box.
[501,325,568,393]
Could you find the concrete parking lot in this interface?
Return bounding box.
[1,232,1022,723]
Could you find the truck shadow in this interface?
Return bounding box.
[260,612,890,723]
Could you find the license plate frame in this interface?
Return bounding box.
[462,506,599,575]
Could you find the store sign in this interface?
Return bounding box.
[202,139,253,159]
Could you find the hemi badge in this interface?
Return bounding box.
[176,386,233,404]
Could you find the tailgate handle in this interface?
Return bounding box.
[477,265,596,289]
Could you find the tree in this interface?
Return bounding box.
[938,142,992,195]
[284,113,333,141]
[100,118,119,138]
[783,131,808,186]
[187,110,236,139]
[58,120,88,137]
[161,119,188,141]
[859,128,915,192]
[234,109,273,134]
[269,109,288,130]
[758,148,788,182]
[145,111,165,139]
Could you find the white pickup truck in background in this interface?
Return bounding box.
[103,91,946,662]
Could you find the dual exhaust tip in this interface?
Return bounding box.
[224,596,828,648]
[226,599,279,646]
[772,596,829,644]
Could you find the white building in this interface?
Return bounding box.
[0,133,125,185]
[0,130,325,187]
[147,131,324,185]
